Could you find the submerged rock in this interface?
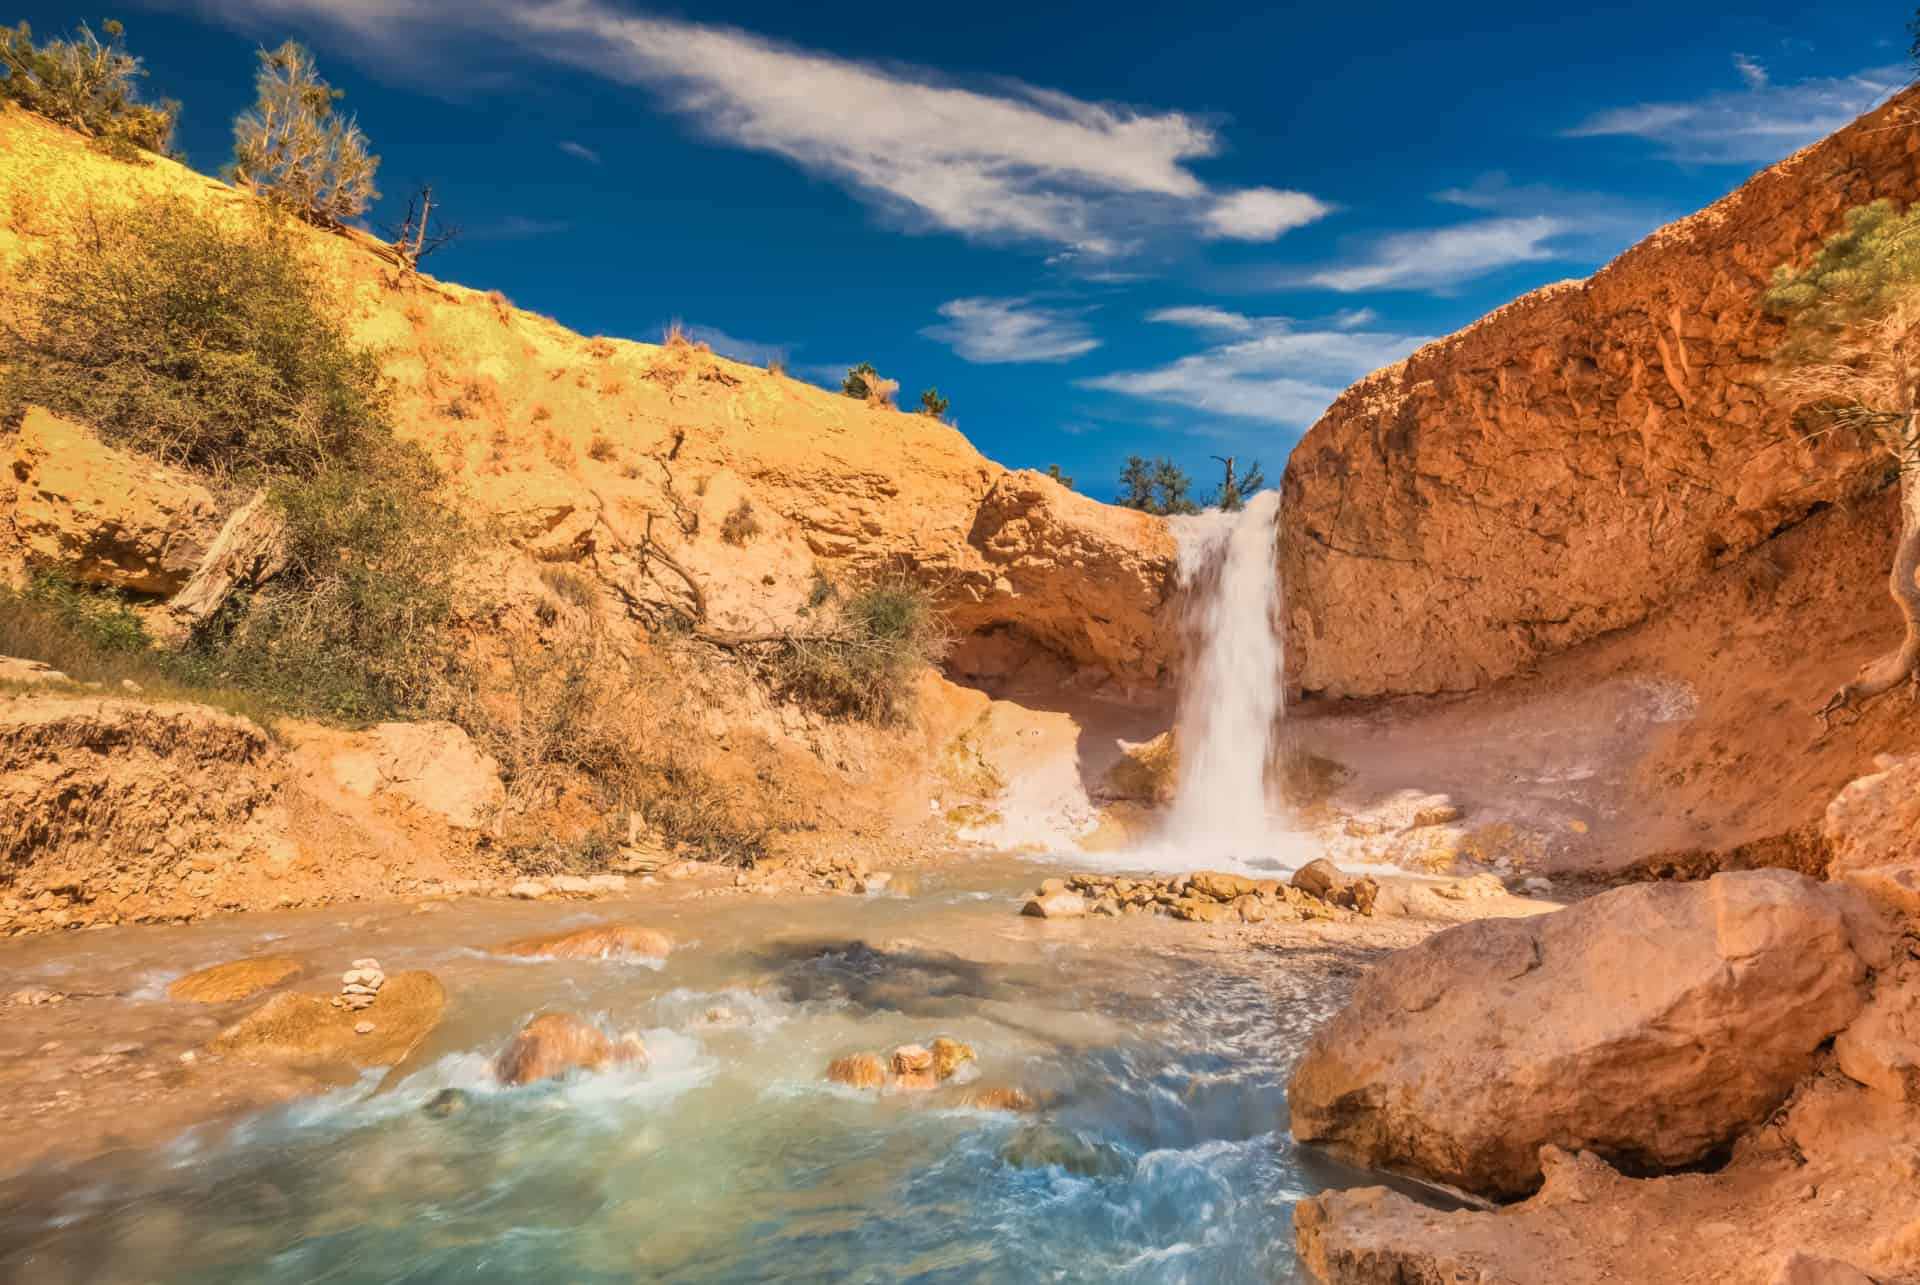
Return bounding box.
[999,1124,1130,1178]
[422,1088,470,1118]
[167,957,304,1004]
[493,923,673,961]
[962,1086,1035,1113]
[827,1053,888,1089]
[1289,871,1890,1200]
[494,1011,647,1087]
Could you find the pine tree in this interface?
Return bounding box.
[1045,463,1074,489]
[842,362,878,400]
[232,42,379,227]
[1764,198,1920,724]
[918,387,950,418]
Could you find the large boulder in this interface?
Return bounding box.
[1289,870,1888,1199]
[323,720,504,831]
[1824,752,1920,917]
[7,407,220,595]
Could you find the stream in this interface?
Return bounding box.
[0,858,1373,1283]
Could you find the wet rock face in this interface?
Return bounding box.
[1281,87,1920,700]
[1288,870,1887,1200]
[493,924,673,961]
[167,958,303,1004]
[210,971,447,1069]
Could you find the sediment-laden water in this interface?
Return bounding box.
[0,860,1363,1283]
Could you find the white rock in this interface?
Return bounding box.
[509,880,549,900]
[354,1021,375,1035]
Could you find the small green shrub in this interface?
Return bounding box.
[0,19,176,159]
[2,196,462,724]
[769,580,948,725]
[918,387,950,418]
[0,575,276,725]
[2,197,388,478]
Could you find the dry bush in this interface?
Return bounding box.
[538,564,598,610]
[530,403,551,423]
[662,320,712,353]
[764,579,949,725]
[620,461,642,479]
[486,289,513,324]
[720,498,761,546]
[472,622,770,867]
[587,434,615,461]
[586,337,615,360]
[765,354,787,376]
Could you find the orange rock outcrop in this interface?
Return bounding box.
[1282,87,1920,699]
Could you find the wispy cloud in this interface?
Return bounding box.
[1201,187,1331,241]
[1147,305,1256,334]
[1306,216,1565,293]
[1080,319,1432,426]
[1329,307,1377,330]
[181,0,1329,257]
[1562,61,1904,164]
[922,297,1100,363]
[467,214,575,240]
[557,139,603,165]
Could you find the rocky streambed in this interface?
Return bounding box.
[0,854,1498,1283]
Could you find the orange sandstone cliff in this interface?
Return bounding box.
[1281,86,1920,700]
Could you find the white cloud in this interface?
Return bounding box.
[1147,306,1256,333]
[1201,187,1331,241]
[921,297,1100,364]
[1329,307,1377,330]
[1563,62,1904,164]
[1307,216,1565,293]
[1080,322,1432,426]
[181,0,1330,256]
[557,140,603,165]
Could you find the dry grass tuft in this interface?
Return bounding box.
[720,498,762,546]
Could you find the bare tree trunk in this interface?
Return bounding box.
[1819,465,1920,727]
[162,490,289,636]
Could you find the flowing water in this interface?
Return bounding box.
[0,859,1371,1284]
[1156,491,1307,873]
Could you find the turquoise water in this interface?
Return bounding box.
[0,863,1357,1283]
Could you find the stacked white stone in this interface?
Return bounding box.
[331,957,386,1012]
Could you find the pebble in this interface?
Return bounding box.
[354,1021,375,1035]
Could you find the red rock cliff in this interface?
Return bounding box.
[1282,87,1920,699]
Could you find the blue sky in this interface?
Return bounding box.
[17,2,1908,500]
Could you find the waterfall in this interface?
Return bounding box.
[1159,489,1295,868]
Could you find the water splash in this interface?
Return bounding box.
[1154,490,1303,871]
